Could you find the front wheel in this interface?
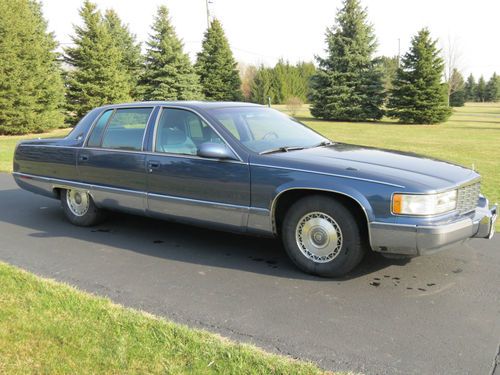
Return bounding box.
[281,195,366,277]
[61,188,104,226]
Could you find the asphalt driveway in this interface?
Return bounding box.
[0,173,498,374]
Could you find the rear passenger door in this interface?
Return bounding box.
[77,107,154,214]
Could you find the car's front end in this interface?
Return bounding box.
[370,178,497,256]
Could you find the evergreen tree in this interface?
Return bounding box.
[387,29,451,124]
[297,62,316,100]
[239,63,257,101]
[141,6,202,101]
[195,19,242,101]
[65,1,132,124]
[104,9,142,99]
[449,69,465,107]
[0,0,65,135]
[485,73,499,102]
[379,56,399,92]
[464,74,476,102]
[476,76,486,102]
[250,66,274,104]
[309,0,385,121]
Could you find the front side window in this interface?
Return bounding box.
[208,107,328,154]
[155,108,223,155]
[95,108,152,151]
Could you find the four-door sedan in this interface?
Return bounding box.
[13,101,497,277]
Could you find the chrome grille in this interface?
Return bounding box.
[456,182,480,214]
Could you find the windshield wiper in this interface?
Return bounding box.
[259,146,305,155]
[309,140,334,148]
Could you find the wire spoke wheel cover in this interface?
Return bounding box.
[66,189,90,217]
[295,211,343,263]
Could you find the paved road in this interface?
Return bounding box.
[0,173,498,375]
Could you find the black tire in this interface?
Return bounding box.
[61,188,104,226]
[281,195,366,277]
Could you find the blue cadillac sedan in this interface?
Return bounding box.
[13,102,497,277]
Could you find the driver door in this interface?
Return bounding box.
[146,107,251,231]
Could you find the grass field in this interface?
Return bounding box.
[0,128,70,172]
[0,262,331,374]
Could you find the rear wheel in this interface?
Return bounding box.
[281,195,366,277]
[61,188,104,226]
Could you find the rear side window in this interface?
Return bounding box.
[94,108,152,151]
[87,110,113,147]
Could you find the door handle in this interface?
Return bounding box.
[148,160,160,173]
[79,154,89,161]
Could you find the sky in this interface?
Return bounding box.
[41,0,500,79]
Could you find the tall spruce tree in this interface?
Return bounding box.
[309,0,385,121]
[379,56,399,92]
[387,28,451,124]
[195,19,242,101]
[449,69,465,107]
[464,74,476,102]
[141,6,202,101]
[0,0,64,135]
[485,73,499,102]
[476,76,486,102]
[250,66,274,104]
[65,1,132,124]
[104,9,142,99]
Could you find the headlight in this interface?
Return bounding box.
[392,190,457,215]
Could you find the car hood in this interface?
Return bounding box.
[261,143,479,192]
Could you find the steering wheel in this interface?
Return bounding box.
[262,131,279,140]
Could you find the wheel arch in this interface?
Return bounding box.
[271,187,374,249]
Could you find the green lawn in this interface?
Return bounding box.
[0,262,331,374]
[277,102,499,230]
[0,128,70,172]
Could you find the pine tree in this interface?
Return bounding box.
[141,6,202,101]
[464,74,476,102]
[104,9,142,99]
[387,29,451,124]
[297,62,316,101]
[379,56,399,92]
[449,69,465,107]
[65,1,132,124]
[0,0,65,135]
[485,73,499,102]
[309,0,385,121]
[195,19,242,101]
[476,76,486,102]
[250,66,274,104]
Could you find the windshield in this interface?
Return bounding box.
[208,107,329,153]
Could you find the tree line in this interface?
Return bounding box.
[1,0,499,135]
[0,0,242,134]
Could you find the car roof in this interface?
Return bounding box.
[97,101,264,111]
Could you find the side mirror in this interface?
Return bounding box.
[197,142,237,160]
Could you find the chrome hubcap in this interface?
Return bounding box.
[66,189,90,216]
[295,212,343,263]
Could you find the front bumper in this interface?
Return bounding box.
[370,198,497,256]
